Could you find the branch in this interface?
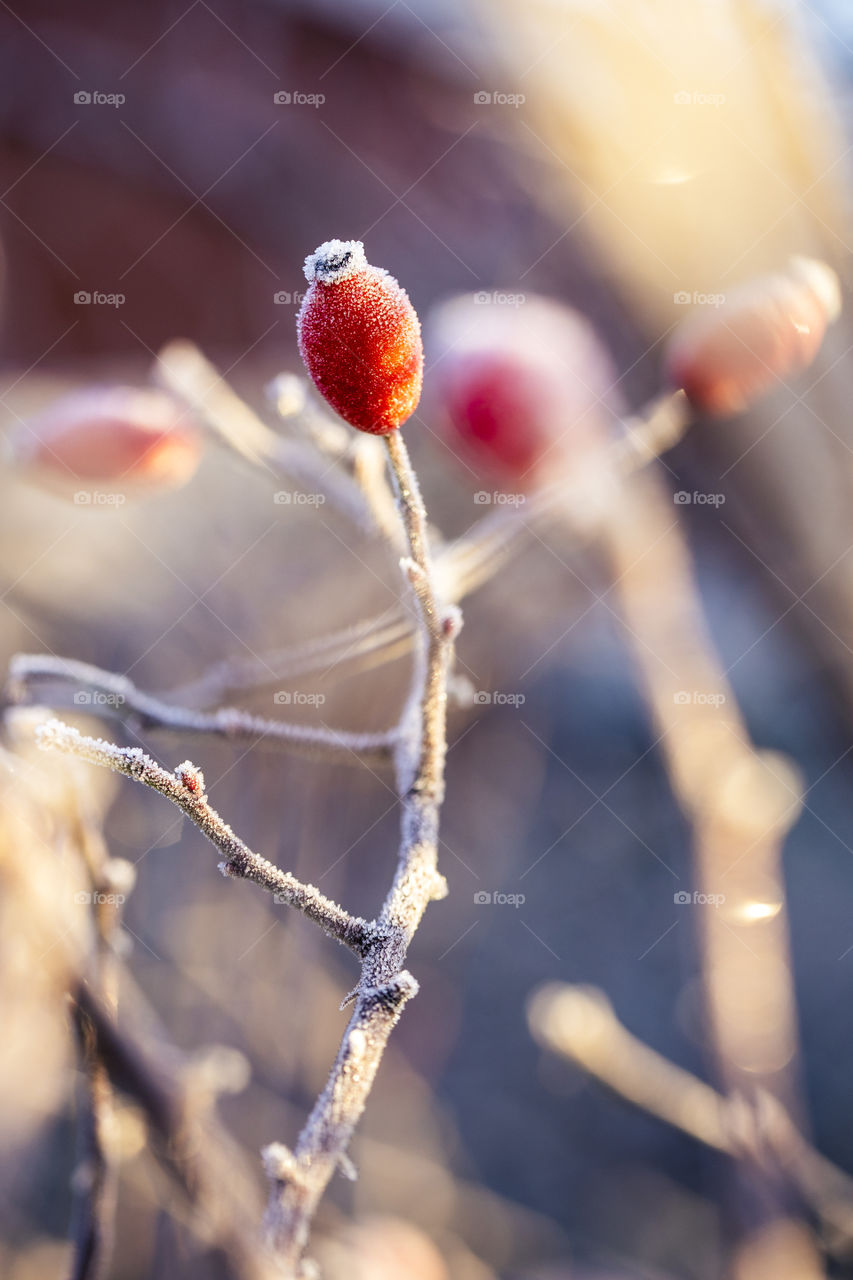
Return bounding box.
[155,341,372,529]
[80,395,690,722]
[36,720,372,958]
[69,1007,117,1280]
[66,807,131,1280]
[72,980,284,1280]
[529,983,853,1254]
[26,421,458,1273]
[262,431,455,1271]
[10,654,397,769]
[165,611,412,708]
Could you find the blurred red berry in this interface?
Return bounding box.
[664,257,841,416]
[427,294,622,486]
[7,386,201,496]
[297,240,423,434]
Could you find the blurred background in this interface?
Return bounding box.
[3,0,853,1277]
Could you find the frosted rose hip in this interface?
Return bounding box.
[8,386,201,495]
[297,240,423,434]
[664,257,842,416]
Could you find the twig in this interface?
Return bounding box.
[261,431,455,1273]
[10,654,397,769]
[36,720,372,958]
[165,610,411,707]
[69,1008,117,1280]
[155,341,372,528]
[66,392,687,724]
[529,984,853,1254]
[72,980,284,1280]
[601,462,822,1277]
[66,801,131,1280]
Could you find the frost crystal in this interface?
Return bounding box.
[303,239,367,286]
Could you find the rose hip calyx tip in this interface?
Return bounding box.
[303,239,368,286]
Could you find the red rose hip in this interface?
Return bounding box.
[297,239,423,434]
[7,385,201,497]
[428,293,622,486]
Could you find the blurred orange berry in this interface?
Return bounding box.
[664,256,841,416]
[6,386,201,496]
[427,293,622,487]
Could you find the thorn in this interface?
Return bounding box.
[339,984,359,1011]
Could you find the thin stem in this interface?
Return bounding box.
[67,807,125,1280]
[11,655,396,769]
[529,983,853,1252]
[167,610,411,708]
[262,431,455,1271]
[72,980,283,1280]
[156,341,371,529]
[36,720,372,958]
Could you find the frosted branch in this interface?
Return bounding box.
[529,983,853,1251]
[155,341,372,528]
[262,431,455,1270]
[36,719,372,957]
[10,654,397,769]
